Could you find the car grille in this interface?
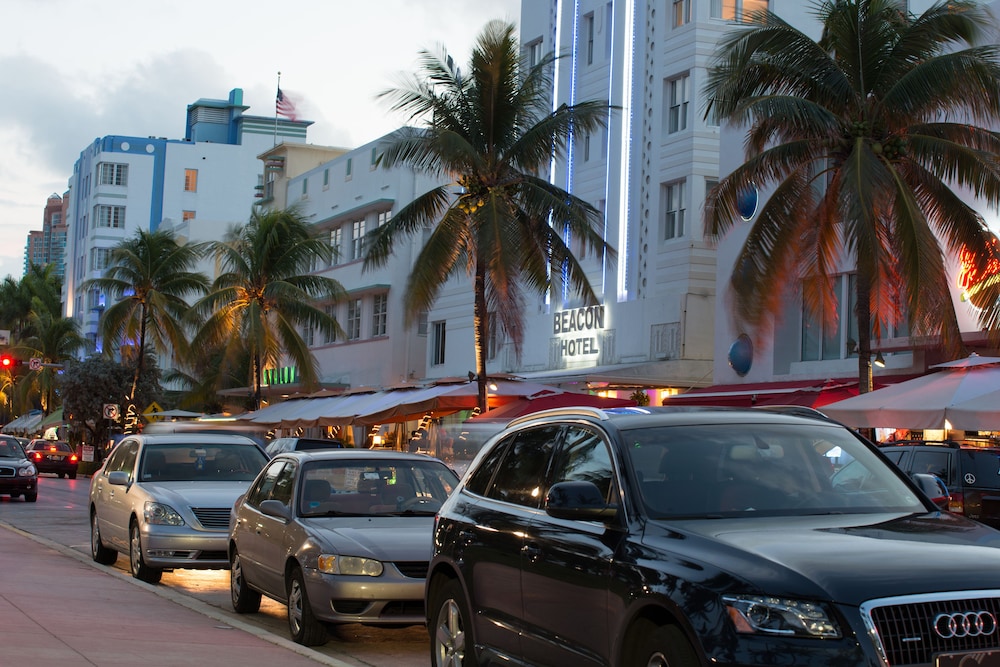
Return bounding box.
[866,593,1000,666]
[190,507,231,529]
[394,561,429,579]
[0,466,15,478]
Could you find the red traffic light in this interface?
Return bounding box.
[0,355,13,368]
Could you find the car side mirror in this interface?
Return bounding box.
[545,481,617,521]
[911,473,951,511]
[108,471,130,486]
[259,499,292,521]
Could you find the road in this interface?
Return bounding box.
[0,474,430,667]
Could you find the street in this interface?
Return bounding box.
[0,474,430,667]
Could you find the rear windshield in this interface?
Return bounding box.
[295,440,344,451]
[959,450,1000,489]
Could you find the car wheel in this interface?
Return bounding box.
[23,491,37,503]
[90,511,118,564]
[630,620,699,667]
[58,473,65,479]
[129,522,162,584]
[287,565,328,646]
[429,578,479,667]
[230,549,262,613]
[69,471,77,480]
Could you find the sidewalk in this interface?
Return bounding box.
[0,521,352,667]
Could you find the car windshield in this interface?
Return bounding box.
[139,443,268,482]
[298,458,460,517]
[32,441,71,453]
[0,440,24,458]
[625,422,926,519]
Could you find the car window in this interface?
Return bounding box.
[959,450,1000,490]
[246,460,286,507]
[550,425,615,502]
[910,450,951,483]
[486,425,562,509]
[464,436,511,496]
[297,458,459,517]
[624,422,926,518]
[138,443,267,482]
[105,440,139,479]
[0,439,20,457]
[272,461,296,505]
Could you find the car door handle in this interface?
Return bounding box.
[523,543,541,562]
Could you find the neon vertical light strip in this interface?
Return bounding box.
[601,1,617,295]
[616,0,635,302]
[561,0,581,303]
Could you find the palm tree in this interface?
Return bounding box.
[191,206,346,411]
[18,304,87,413]
[704,0,1000,393]
[83,228,209,400]
[365,19,616,411]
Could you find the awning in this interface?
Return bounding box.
[664,376,917,409]
[472,391,636,421]
[1,410,44,436]
[37,408,65,430]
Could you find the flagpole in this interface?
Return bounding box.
[274,71,280,146]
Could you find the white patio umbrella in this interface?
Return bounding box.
[821,354,1000,430]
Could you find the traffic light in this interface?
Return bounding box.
[0,354,13,369]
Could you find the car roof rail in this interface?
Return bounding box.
[504,406,612,429]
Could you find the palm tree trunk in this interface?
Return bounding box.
[473,263,488,413]
[253,350,263,412]
[129,303,148,400]
[855,271,874,394]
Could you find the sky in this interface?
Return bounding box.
[0,0,522,282]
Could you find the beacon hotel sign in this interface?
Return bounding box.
[553,304,606,358]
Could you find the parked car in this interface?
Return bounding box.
[25,438,79,479]
[879,439,1000,529]
[428,406,1000,667]
[229,449,460,646]
[88,432,269,583]
[263,436,346,458]
[0,435,37,502]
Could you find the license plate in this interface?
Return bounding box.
[937,650,1000,666]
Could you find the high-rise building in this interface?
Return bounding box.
[23,192,68,279]
[63,88,310,353]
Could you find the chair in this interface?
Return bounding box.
[303,479,331,505]
[142,451,167,480]
[380,482,416,508]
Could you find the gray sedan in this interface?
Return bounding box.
[228,449,460,646]
[89,432,269,583]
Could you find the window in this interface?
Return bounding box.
[372,293,387,337]
[667,74,690,134]
[329,227,342,267]
[673,0,692,26]
[370,147,379,169]
[432,321,446,365]
[182,210,195,222]
[323,168,329,188]
[486,426,562,508]
[351,219,366,260]
[584,12,595,65]
[527,38,543,68]
[663,180,686,240]
[184,169,198,192]
[347,298,362,340]
[552,426,614,501]
[91,247,112,271]
[98,162,128,186]
[324,304,337,344]
[712,0,768,21]
[377,210,391,227]
[486,312,499,361]
[94,205,125,229]
[584,134,591,162]
[301,178,308,197]
[345,158,353,179]
[303,321,315,347]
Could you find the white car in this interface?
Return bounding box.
[89,432,269,583]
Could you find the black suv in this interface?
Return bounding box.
[427,406,1000,667]
[880,440,1000,529]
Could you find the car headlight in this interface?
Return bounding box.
[316,554,384,577]
[19,464,36,476]
[144,501,185,526]
[723,595,841,638]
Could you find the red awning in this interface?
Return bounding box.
[664,376,918,409]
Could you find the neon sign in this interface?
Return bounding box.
[554,305,605,357]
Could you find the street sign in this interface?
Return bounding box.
[143,401,164,422]
[29,358,41,371]
[103,404,120,420]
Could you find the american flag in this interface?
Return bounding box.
[276,87,298,121]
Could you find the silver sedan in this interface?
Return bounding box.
[89,432,269,583]
[228,449,460,646]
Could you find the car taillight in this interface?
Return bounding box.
[70,454,78,463]
[949,491,965,514]
[48,446,56,452]
[32,452,42,461]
